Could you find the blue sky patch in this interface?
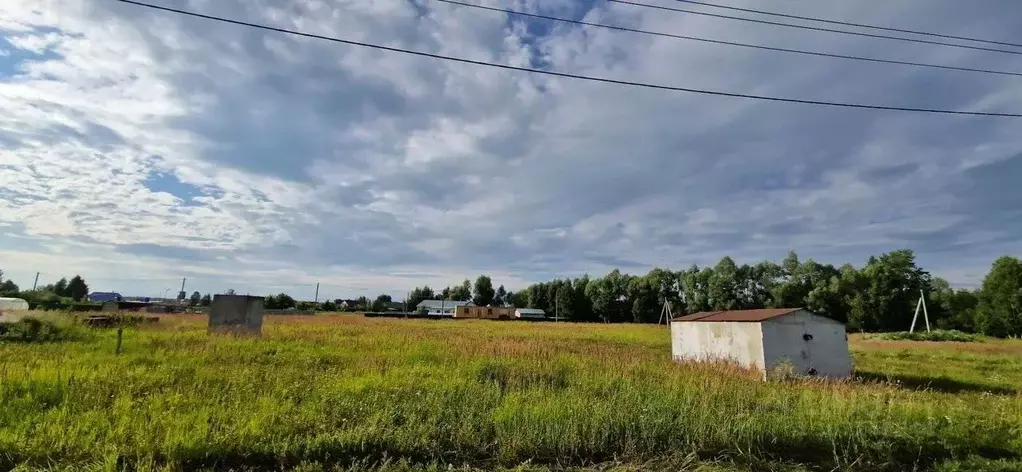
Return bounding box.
[143,171,203,206]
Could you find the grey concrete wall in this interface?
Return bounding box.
[209,295,264,335]
[761,311,852,378]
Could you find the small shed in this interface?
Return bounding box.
[209,294,264,335]
[671,308,852,379]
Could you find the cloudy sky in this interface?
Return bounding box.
[2,0,1021,299]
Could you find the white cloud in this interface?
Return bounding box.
[1,0,1021,297]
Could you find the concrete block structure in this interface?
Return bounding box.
[671,308,852,379]
[209,294,264,335]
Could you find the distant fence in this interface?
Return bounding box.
[364,311,445,319]
[363,311,555,322]
[264,310,316,316]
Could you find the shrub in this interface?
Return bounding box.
[0,316,86,343]
[2,318,67,343]
[867,330,982,343]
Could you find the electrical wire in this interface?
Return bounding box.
[673,0,1022,49]
[436,0,1022,78]
[607,0,1022,56]
[113,0,1022,117]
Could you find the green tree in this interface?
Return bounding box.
[200,293,212,306]
[928,278,979,331]
[527,284,549,311]
[473,275,495,306]
[734,263,771,309]
[975,256,1022,337]
[681,265,712,313]
[805,263,852,323]
[0,270,18,297]
[629,276,659,323]
[53,277,70,297]
[553,282,574,320]
[371,294,393,312]
[750,261,783,308]
[585,270,631,322]
[406,286,435,310]
[319,300,337,311]
[0,280,18,296]
[449,280,471,301]
[508,290,528,308]
[709,257,741,310]
[584,277,612,322]
[645,268,683,315]
[572,275,596,321]
[772,254,847,322]
[188,291,202,306]
[546,281,562,313]
[67,275,88,302]
[846,250,930,332]
[265,293,296,310]
[494,285,507,306]
[355,296,370,311]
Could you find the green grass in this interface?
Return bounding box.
[1,314,1021,471]
[865,330,982,343]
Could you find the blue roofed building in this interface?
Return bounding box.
[88,292,123,303]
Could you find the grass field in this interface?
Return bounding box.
[1,313,1021,471]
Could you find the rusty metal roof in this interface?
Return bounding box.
[672,308,803,322]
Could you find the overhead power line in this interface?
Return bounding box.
[607,0,1022,56]
[437,0,1022,78]
[113,0,1022,118]
[673,0,1022,49]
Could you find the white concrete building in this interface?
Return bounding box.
[514,308,546,320]
[671,308,852,379]
[416,299,473,316]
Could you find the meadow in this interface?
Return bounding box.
[1,313,1020,471]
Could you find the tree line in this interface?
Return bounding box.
[4,249,1020,337]
[0,272,91,306]
[404,250,1022,338]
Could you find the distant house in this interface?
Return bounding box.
[416,299,473,316]
[671,308,852,379]
[515,308,546,320]
[88,292,123,303]
[328,299,360,311]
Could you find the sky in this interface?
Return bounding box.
[2,0,1022,300]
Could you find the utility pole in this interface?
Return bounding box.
[909,289,931,333]
[314,283,320,304]
[179,277,186,298]
[32,272,40,291]
[659,301,674,326]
